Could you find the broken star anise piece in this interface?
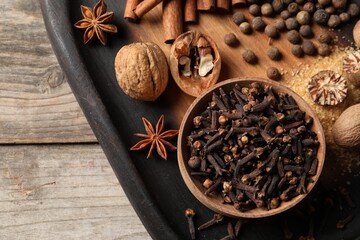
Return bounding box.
[308,70,348,106]
[131,115,179,160]
[74,0,117,45]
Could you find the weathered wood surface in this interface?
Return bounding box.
[0,0,151,239]
[0,145,151,240]
[0,0,96,144]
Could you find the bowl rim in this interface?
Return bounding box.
[177,77,326,218]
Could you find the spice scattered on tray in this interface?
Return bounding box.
[74,0,117,45]
[131,115,178,160]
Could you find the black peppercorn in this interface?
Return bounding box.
[302,40,317,55]
[303,2,316,13]
[247,0,259,4]
[286,18,299,30]
[291,44,304,57]
[267,67,281,80]
[299,25,313,38]
[339,12,350,23]
[265,25,280,38]
[283,0,294,4]
[281,10,291,20]
[274,19,286,32]
[288,2,299,15]
[261,3,273,16]
[296,11,311,25]
[272,0,284,13]
[287,30,302,44]
[317,43,331,56]
[252,17,266,31]
[239,22,252,34]
[233,12,246,25]
[249,4,261,16]
[327,14,341,28]
[317,32,332,44]
[295,0,304,4]
[242,49,258,64]
[313,9,330,25]
[224,33,240,47]
[347,3,360,17]
[267,47,282,60]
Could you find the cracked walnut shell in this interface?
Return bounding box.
[114,42,168,101]
[308,70,348,106]
[169,31,221,97]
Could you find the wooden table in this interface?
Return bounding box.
[0,1,151,239]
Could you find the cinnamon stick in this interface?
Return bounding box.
[231,0,246,7]
[216,0,230,12]
[162,0,183,43]
[133,0,163,18]
[197,0,215,11]
[184,0,197,23]
[124,0,143,21]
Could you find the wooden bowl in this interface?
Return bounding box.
[177,78,326,218]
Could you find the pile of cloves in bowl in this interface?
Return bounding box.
[186,82,320,212]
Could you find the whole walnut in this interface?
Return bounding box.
[114,42,168,101]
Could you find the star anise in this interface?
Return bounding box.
[74,0,117,45]
[131,115,179,160]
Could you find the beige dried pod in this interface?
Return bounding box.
[169,31,221,97]
[333,103,360,148]
[354,20,360,47]
[114,42,168,101]
[343,51,360,87]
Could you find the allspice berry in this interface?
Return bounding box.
[265,25,280,38]
[317,43,332,56]
[347,3,360,17]
[233,12,246,25]
[275,19,286,31]
[313,9,330,25]
[249,4,261,16]
[327,14,341,28]
[302,40,317,55]
[239,22,251,34]
[325,6,336,14]
[288,2,300,15]
[261,3,273,16]
[287,30,302,44]
[318,32,332,44]
[242,49,258,64]
[332,0,347,9]
[239,22,252,34]
[299,25,313,38]
[267,46,282,60]
[281,10,291,20]
[318,0,331,6]
[339,12,350,23]
[303,2,316,13]
[291,44,304,57]
[285,18,299,30]
[296,11,311,25]
[224,33,239,47]
[252,17,266,31]
[272,0,285,13]
[267,67,281,80]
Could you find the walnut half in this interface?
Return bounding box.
[169,31,221,97]
[308,70,348,106]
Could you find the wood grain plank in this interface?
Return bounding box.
[0,144,151,240]
[0,0,96,144]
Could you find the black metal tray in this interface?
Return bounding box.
[41,1,360,239]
